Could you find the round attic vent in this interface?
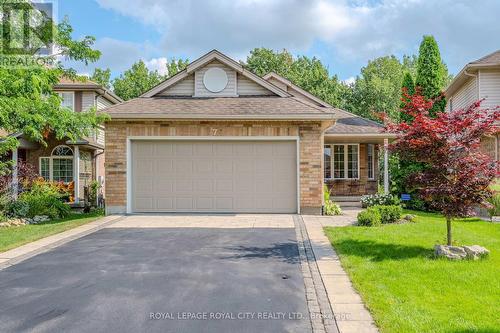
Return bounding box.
[203,68,228,93]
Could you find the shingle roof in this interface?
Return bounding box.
[326,108,384,134]
[102,96,336,119]
[470,50,500,65]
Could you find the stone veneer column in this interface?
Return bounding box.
[299,123,323,215]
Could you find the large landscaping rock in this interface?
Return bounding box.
[435,244,489,260]
[463,245,490,259]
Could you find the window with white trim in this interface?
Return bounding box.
[367,144,375,180]
[40,157,50,180]
[324,145,332,179]
[58,92,75,111]
[333,145,345,179]
[324,144,359,180]
[39,145,74,183]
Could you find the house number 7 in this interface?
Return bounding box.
[210,128,220,136]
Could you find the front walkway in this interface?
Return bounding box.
[302,211,378,333]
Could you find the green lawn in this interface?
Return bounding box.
[324,210,500,333]
[0,212,104,253]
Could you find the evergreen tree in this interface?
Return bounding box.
[415,35,448,116]
[400,72,415,123]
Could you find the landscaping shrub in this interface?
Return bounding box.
[372,205,403,224]
[324,200,342,216]
[486,193,500,221]
[357,207,381,226]
[7,200,30,217]
[323,184,342,215]
[12,180,71,219]
[361,193,399,208]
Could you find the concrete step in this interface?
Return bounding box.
[331,196,362,208]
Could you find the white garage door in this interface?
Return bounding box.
[131,140,298,213]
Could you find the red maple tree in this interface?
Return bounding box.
[386,89,500,245]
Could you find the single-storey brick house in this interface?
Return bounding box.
[103,50,390,215]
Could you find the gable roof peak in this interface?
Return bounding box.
[141,49,290,98]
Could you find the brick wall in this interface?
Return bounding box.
[104,120,325,214]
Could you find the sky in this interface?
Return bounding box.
[59,0,500,82]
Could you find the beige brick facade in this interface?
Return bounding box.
[104,120,327,214]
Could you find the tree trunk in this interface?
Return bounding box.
[446,217,452,246]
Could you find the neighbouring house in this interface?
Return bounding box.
[5,79,122,205]
[103,50,392,215]
[445,50,500,161]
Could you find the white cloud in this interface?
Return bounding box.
[92,0,500,75]
[343,76,356,85]
[144,57,168,76]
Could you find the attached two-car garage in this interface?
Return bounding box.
[129,139,298,213]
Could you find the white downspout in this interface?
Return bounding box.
[12,148,18,199]
[73,146,80,204]
[384,139,389,194]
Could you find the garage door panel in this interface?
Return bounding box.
[215,197,233,210]
[215,179,233,192]
[155,142,173,155]
[235,178,254,192]
[214,160,233,174]
[234,143,255,156]
[195,197,214,210]
[156,198,173,210]
[174,160,193,176]
[131,140,297,213]
[174,179,193,192]
[135,197,153,210]
[153,179,173,193]
[214,143,234,156]
[175,197,193,210]
[175,143,194,156]
[193,142,214,156]
[194,160,214,174]
[156,160,173,174]
[194,179,213,192]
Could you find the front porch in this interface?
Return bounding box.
[323,135,390,201]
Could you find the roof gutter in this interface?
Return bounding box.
[106,114,336,121]
[325,133,397,138]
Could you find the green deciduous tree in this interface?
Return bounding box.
[415,35,449,116]
[244,48,349,109]
[0,2,108,175]
[166,58,189,78]
[90,68,111,89]
[348,56,406,122]
[112,60,162,100]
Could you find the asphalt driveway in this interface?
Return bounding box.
[0,220,312,332]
